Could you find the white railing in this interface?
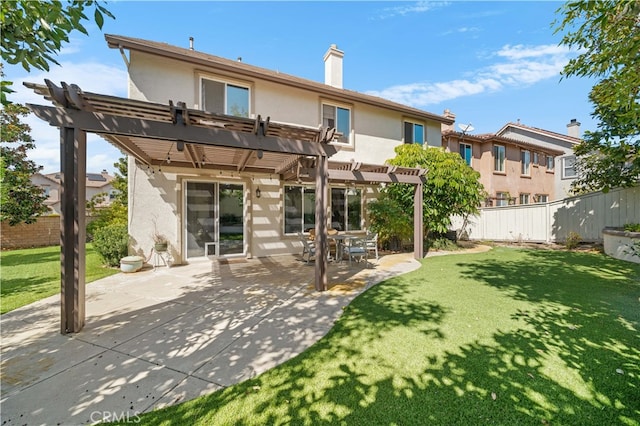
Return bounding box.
[451,186,640,243]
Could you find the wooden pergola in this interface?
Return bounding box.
[26,80,426,334]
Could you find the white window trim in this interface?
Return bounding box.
[197,73,252,116]
[494,144,506,173]
[562,156,577,179]
[321,100,353,147]
[521,149,531,176]
[403,118,426,145]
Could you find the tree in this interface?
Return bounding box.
[0,102,49,225]
[554,1,640,193]
[0,0,114,104]
[368,144,486,247]
[87,155,128,240]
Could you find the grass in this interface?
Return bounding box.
[124,247,640,425]
[0,244,119,314]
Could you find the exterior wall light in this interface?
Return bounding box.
[255,187,261,198]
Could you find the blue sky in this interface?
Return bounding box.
[6,1,597,174]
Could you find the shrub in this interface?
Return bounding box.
[427,237,459,252]
[92,223,129,267]
[565,231,582,250]
[624,223,640,232]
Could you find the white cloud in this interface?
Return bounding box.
[11,61,128,174]
[365,43,574,108]
[376,1,449,19]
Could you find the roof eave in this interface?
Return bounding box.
[105,34,454,125]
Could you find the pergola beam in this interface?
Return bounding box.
[303,168,426,184]
[28,105,337,158]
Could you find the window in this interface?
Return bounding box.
[322,104,351,143]
[562,156,577,178]
[495,192,510,207]
[519,193,530,205]
[535,194,548,203]
[331,188,362,231]
[494,145,505,172]
[533,152,539,166]
[201,78,250,117]
[546,155,555,171]
[521,150,531,175]
[284,186,315,234]
[404,121,424,145]
[459,143,472,166]
[41,186,50,197]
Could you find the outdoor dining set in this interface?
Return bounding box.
[297,229,379,266]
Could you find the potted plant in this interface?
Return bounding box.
[153,231,169,252]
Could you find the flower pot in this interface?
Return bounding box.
[120,255,144,273]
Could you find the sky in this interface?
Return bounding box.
[5,0,597,174]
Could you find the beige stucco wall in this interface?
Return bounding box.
[125,50,434,261]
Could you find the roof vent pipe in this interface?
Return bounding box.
[189,37,194,50]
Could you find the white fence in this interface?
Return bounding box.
[451,186,640,243]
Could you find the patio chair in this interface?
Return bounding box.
[298,233,316,263]
[345,237,369,267]
[365,232,379,260]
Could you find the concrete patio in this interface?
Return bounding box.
[1,253,420,425]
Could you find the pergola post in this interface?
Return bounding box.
[60,126,87,334]
[413,182,424,259]
[314,154,329,291]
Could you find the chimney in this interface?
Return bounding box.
[189,37,194,51]
[323,44,344,88]
[567,118,581,138]
[442,109,456,133]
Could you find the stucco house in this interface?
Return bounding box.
[103,34,454,264]
[442,114,581,205]
[30,170,115,215]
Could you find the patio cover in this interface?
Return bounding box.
[25,80,426,334]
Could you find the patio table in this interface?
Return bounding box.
[328,233,360,263]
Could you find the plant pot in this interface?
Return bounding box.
[120,255,144,273]
[603,227,640,264]
[154,243,168,252]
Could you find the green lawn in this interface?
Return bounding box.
[129,247,640,425]
[0,244,119,314]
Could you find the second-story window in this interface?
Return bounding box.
[459,143,472,166]
[202,78,250,117]
[563,156,577,179]
[521,150,531,175]
[322,103,351,144]
[494,145,505,172]
[404,121,424,145]
[546,155,555,171]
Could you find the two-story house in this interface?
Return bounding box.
[442,113,580,205]
[30,170,115,215]
[104,34,453,263]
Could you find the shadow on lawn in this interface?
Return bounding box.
[134,250,640,425]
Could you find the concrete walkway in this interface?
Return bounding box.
[1,253,420,425]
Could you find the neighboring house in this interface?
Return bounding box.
[31,170,115,215]
[105,34,453,263]
[442,113,581,205]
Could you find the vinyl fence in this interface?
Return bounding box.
[451,186,640,243]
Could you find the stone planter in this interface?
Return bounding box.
[603,227,640,264]
[120,255,144,273]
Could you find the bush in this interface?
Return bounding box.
[92,223,129,267]
[624,223,640,232]
[565,231,582,250]
[427,237,459,252]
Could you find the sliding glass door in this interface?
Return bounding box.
[185,181,244,259]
